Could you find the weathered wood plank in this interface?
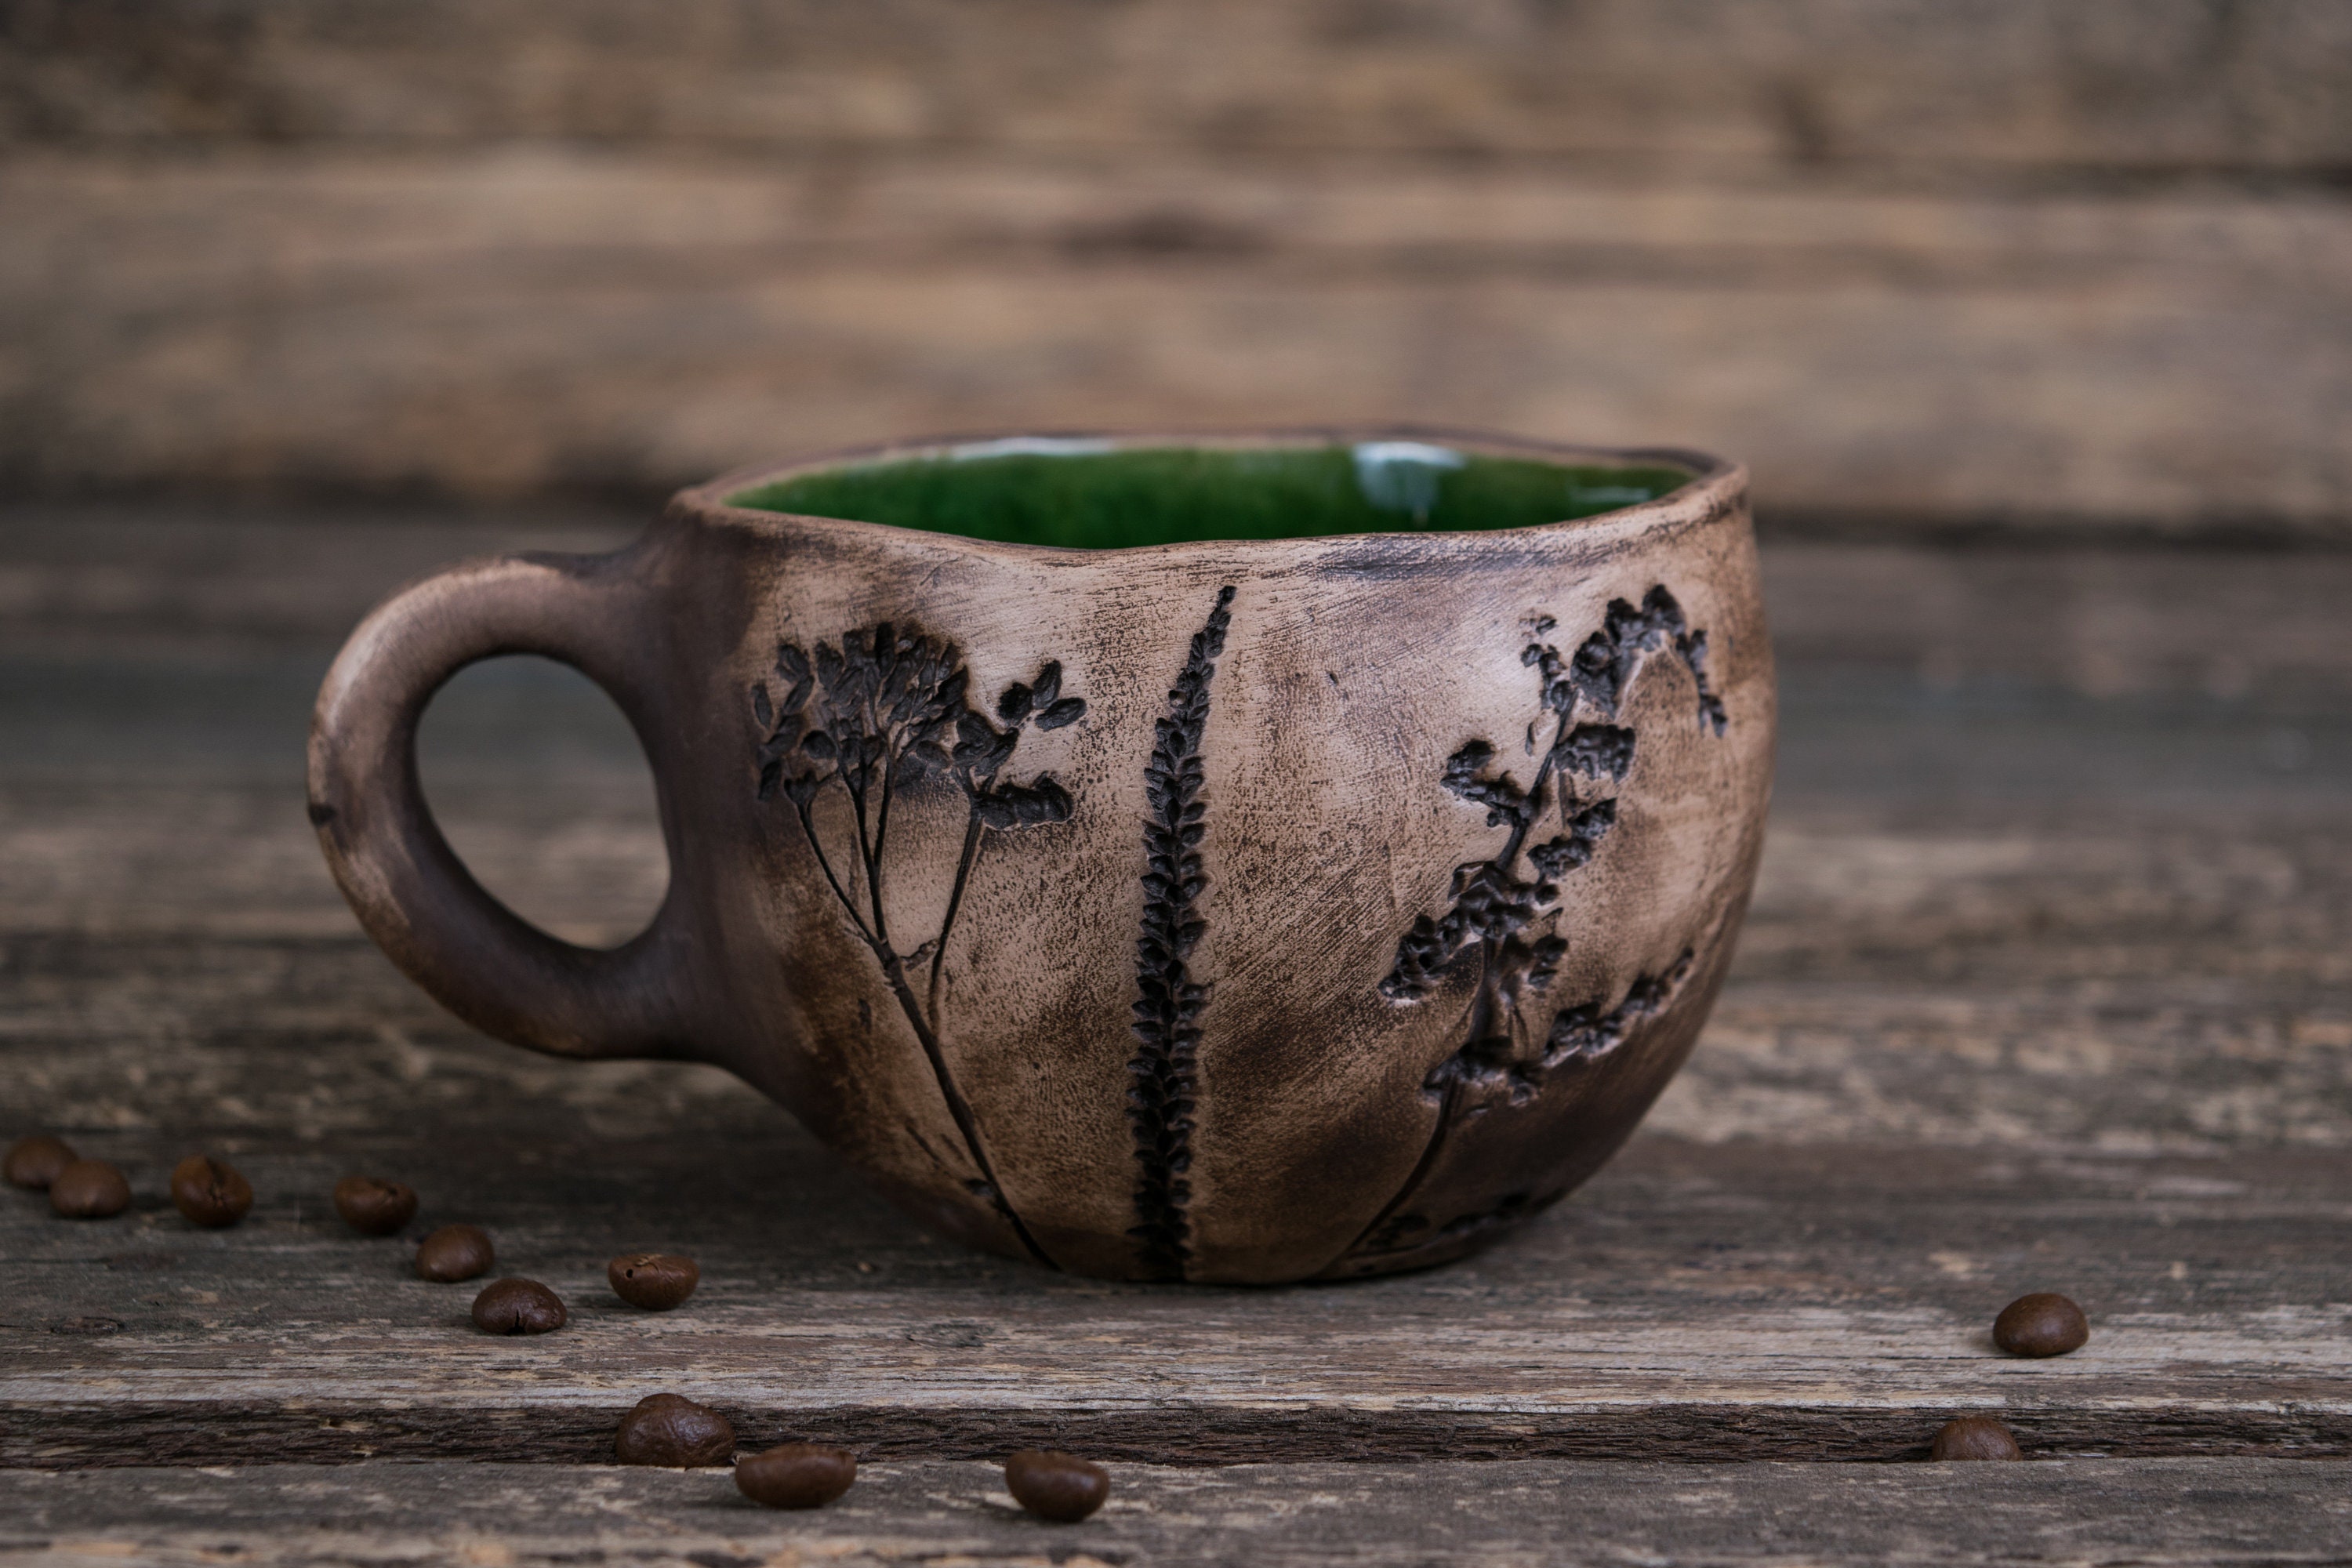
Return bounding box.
[3,154,2348,532]
[5,1034,2348,1466]
[1761,543,2352,702]
[5,1458,2350,1567]
[2,524,2347,1469]
[9,1,2350,175]
[0,507,640,662]
[12,514,2352,693]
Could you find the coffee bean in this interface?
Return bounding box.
[1004,1449,1110,1523]
[608,1252,699,1311]
[5,1134,75,1189]
[735,1443,857,1509]
[170,1155,252,1229]
[471,1277,566,1334]
[416,1223,495,1282]
[49,1159,131,1218]
[333,1176,417,1236]
[614,1393,735,1468]
[1994,1292,2089,1358]
[1932,1415,2023,1461]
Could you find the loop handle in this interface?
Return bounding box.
[308,550,695,1061]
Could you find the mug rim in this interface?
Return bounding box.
[672,425,1748,560]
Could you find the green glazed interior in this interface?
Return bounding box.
[728,441,1694,550]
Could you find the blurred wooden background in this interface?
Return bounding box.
[4,0,2350,537]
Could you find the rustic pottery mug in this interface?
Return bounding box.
[310,430,1773,1283]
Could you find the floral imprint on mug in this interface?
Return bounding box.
[1342,586,1726,1267]
[752,621,1087,1267]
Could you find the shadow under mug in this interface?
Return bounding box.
[310,430,1775,1284]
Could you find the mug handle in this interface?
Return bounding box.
[308,549,696,1061]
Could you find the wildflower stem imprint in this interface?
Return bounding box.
[1345,586,1726,1265]
[753,622,1087,1268]
[1127,585,1237,1281]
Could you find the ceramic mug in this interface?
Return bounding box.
[310,430,1773,1283]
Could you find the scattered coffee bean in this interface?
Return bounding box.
[416,1223,496,1282]
[608,1252,699,1311]
[1932,1415,2023,1461]
[333,1176,417,1236]
[49,1158,132,1218]
[614,1393,735,1468]
[5,1134,76,1189]
[471,1277,566,1335]
[735,1443,857,1509]
[1004,1449,1109,1523]
[170,1155,253,1229]
[1994,1292,2089,1358]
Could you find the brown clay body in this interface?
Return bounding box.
[310,430,1775,1284]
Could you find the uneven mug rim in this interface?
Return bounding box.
[672,424,1749,561]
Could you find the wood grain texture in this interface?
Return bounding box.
[5,1458,2352,1566]
[6,3,2350,529]
[7,1,2350,172]
[2,518,2347,1474]
[5,151,2347,532]
[5,1087,2350,1465]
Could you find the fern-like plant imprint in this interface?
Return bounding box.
[1346,586,1727,1262]
[1127,585,1236,1281]
[752,620,1086,1268]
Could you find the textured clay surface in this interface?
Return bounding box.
[308,431,1773,1283]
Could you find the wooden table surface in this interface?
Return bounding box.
[3,507,2349,1563]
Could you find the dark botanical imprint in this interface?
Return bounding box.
[1346,586,1726,1263]
[753,620,1087,1267]
[1127,585,1237,1281]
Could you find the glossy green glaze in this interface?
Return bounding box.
[730,444,1694,550]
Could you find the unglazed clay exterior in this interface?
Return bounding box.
[309,430,1775,1283]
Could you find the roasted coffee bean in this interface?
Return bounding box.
[1004,1449,1110,1523]
[608,1252,699,1310]
[5,1134,75,1189]
[416,1223,495,1282]
[333,1176,417,1236]
[735,1443,857,1509]
[614,1393,735,1468]
[1932,1415,2023,1461]
[1994,1292,2089,1358]
[49,1159,132,1218]
[170,1155,252,1228]
[471,1277,566,1334]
